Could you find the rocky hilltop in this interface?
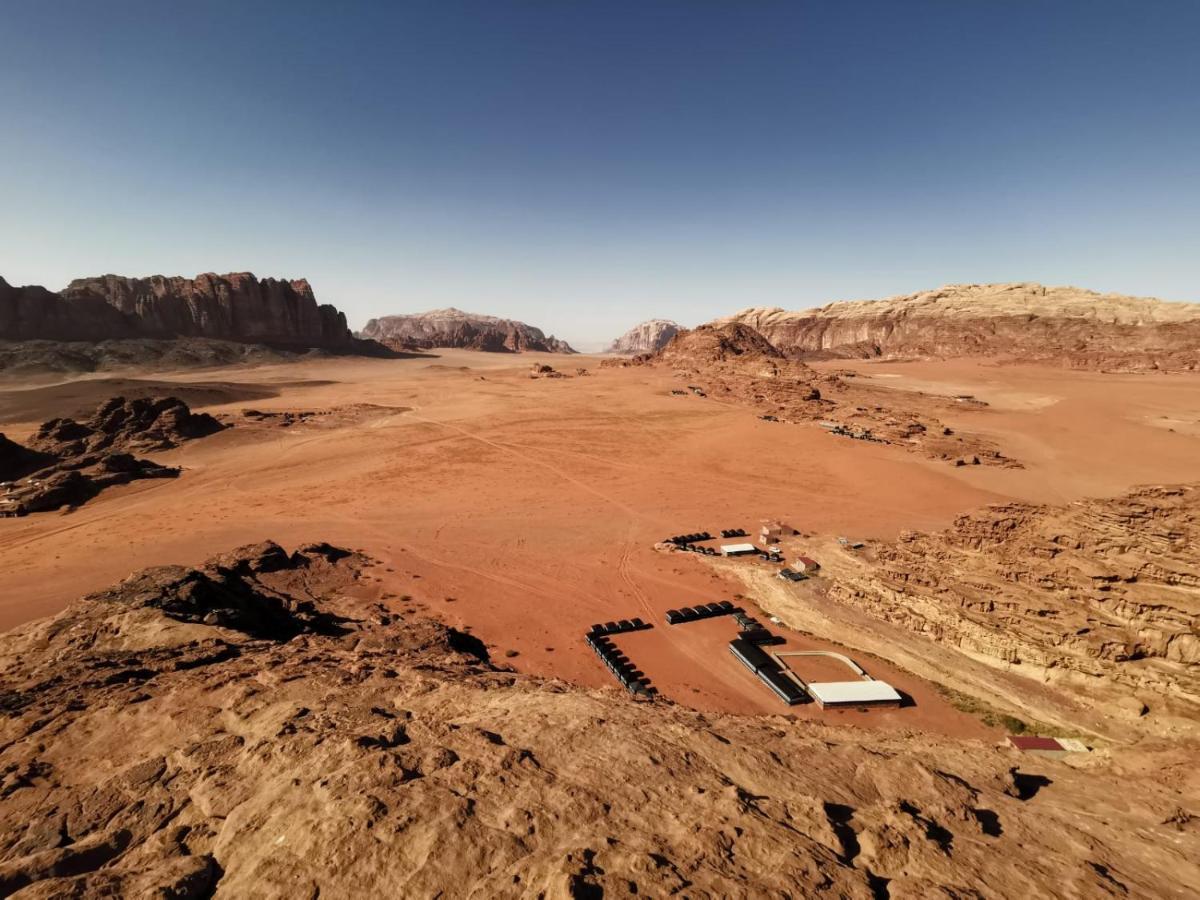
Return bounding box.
[826,484,1200,730]
[607,318,680,354]
[1,540,1197,897]
[360,308,575,353]
[1,397,222,515]
[2,273,354,349]
[719,282,1200,370]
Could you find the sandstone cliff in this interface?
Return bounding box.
[0,273,356,351]
[607,318,680,354]
[360,308,575,353]
[1,541,1196,897]
[719,282,1200,371]
[826,484,1200,726]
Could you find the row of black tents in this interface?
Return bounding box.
[720,528,748,538]
[667,531,713,545]
[665,600,737,625]
[586,631,656,697]
[678,544,718,556]
[589,618,650,637]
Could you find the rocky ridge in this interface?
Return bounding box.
[1,397,222,515]
[718,282,1200,371]
[1,541,1197,897]
[607,318,680,354]
[360,308,575,353]
[825,484,1200,730]
[631,323,1018,466]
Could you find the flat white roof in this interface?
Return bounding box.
[807,680,902,705]
[721,543,757,554]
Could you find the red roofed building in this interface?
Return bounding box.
[794,556,820,573]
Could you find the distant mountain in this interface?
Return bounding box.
[1,272,355,350]
[360,308,575,353]
[607,319,680,354]
[715,282,1200,371]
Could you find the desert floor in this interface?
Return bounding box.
[3,352,1198,737]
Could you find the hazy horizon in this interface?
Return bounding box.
[3,1,1198,348]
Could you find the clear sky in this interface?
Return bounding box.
[2,1,1197,349]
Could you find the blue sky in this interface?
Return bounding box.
[2,1,1197,348]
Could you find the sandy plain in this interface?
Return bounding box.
[2,351,1199,738]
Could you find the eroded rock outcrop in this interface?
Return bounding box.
[1,541,1197,897]
[646,324,1018,466]
[827,484,1200,721]
[1,397,222,515]
[607,318,681,354]
[360,308,575,353]
[718,283,1200,371]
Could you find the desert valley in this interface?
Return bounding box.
[0,273,1197,897]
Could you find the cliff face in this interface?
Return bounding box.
[608,318,680,353]
[828,484,1200,720]
[720,283,1200,370]
[0,276,133,342]
[1,540,1197,897]
[1,273,354,350]
[360,308,575,353]
[59,273,354,350]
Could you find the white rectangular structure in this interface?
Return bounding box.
[807,680,902,708]
[720,543,758,556]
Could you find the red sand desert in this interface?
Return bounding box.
[4,351,1198,736]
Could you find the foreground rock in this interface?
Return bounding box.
[718,282,1200,371]
[634,323,1019,466]
[824,484,1200,734]
[361,308,575,353]
[1,397,222,515]
[1,541,1196,897]
[607,318,680,354]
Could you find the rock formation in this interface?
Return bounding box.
[718,282,1200,371]
[29,396,224,456]
[1,541,1197,897]
[360,308,575,353]
[1,273,355,350]
[826,484,1200,727]
[1,397,222,515]
[607,318,680,354]
[644,324,1018,466]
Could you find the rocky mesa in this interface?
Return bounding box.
[607,318,680,354]
[360,308,575,353]
[1,540,1197,897]
[719,282,1200,371]
[2,273,356,351]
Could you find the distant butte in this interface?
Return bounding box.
[360,307,575,353]
[607,318,680,354]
